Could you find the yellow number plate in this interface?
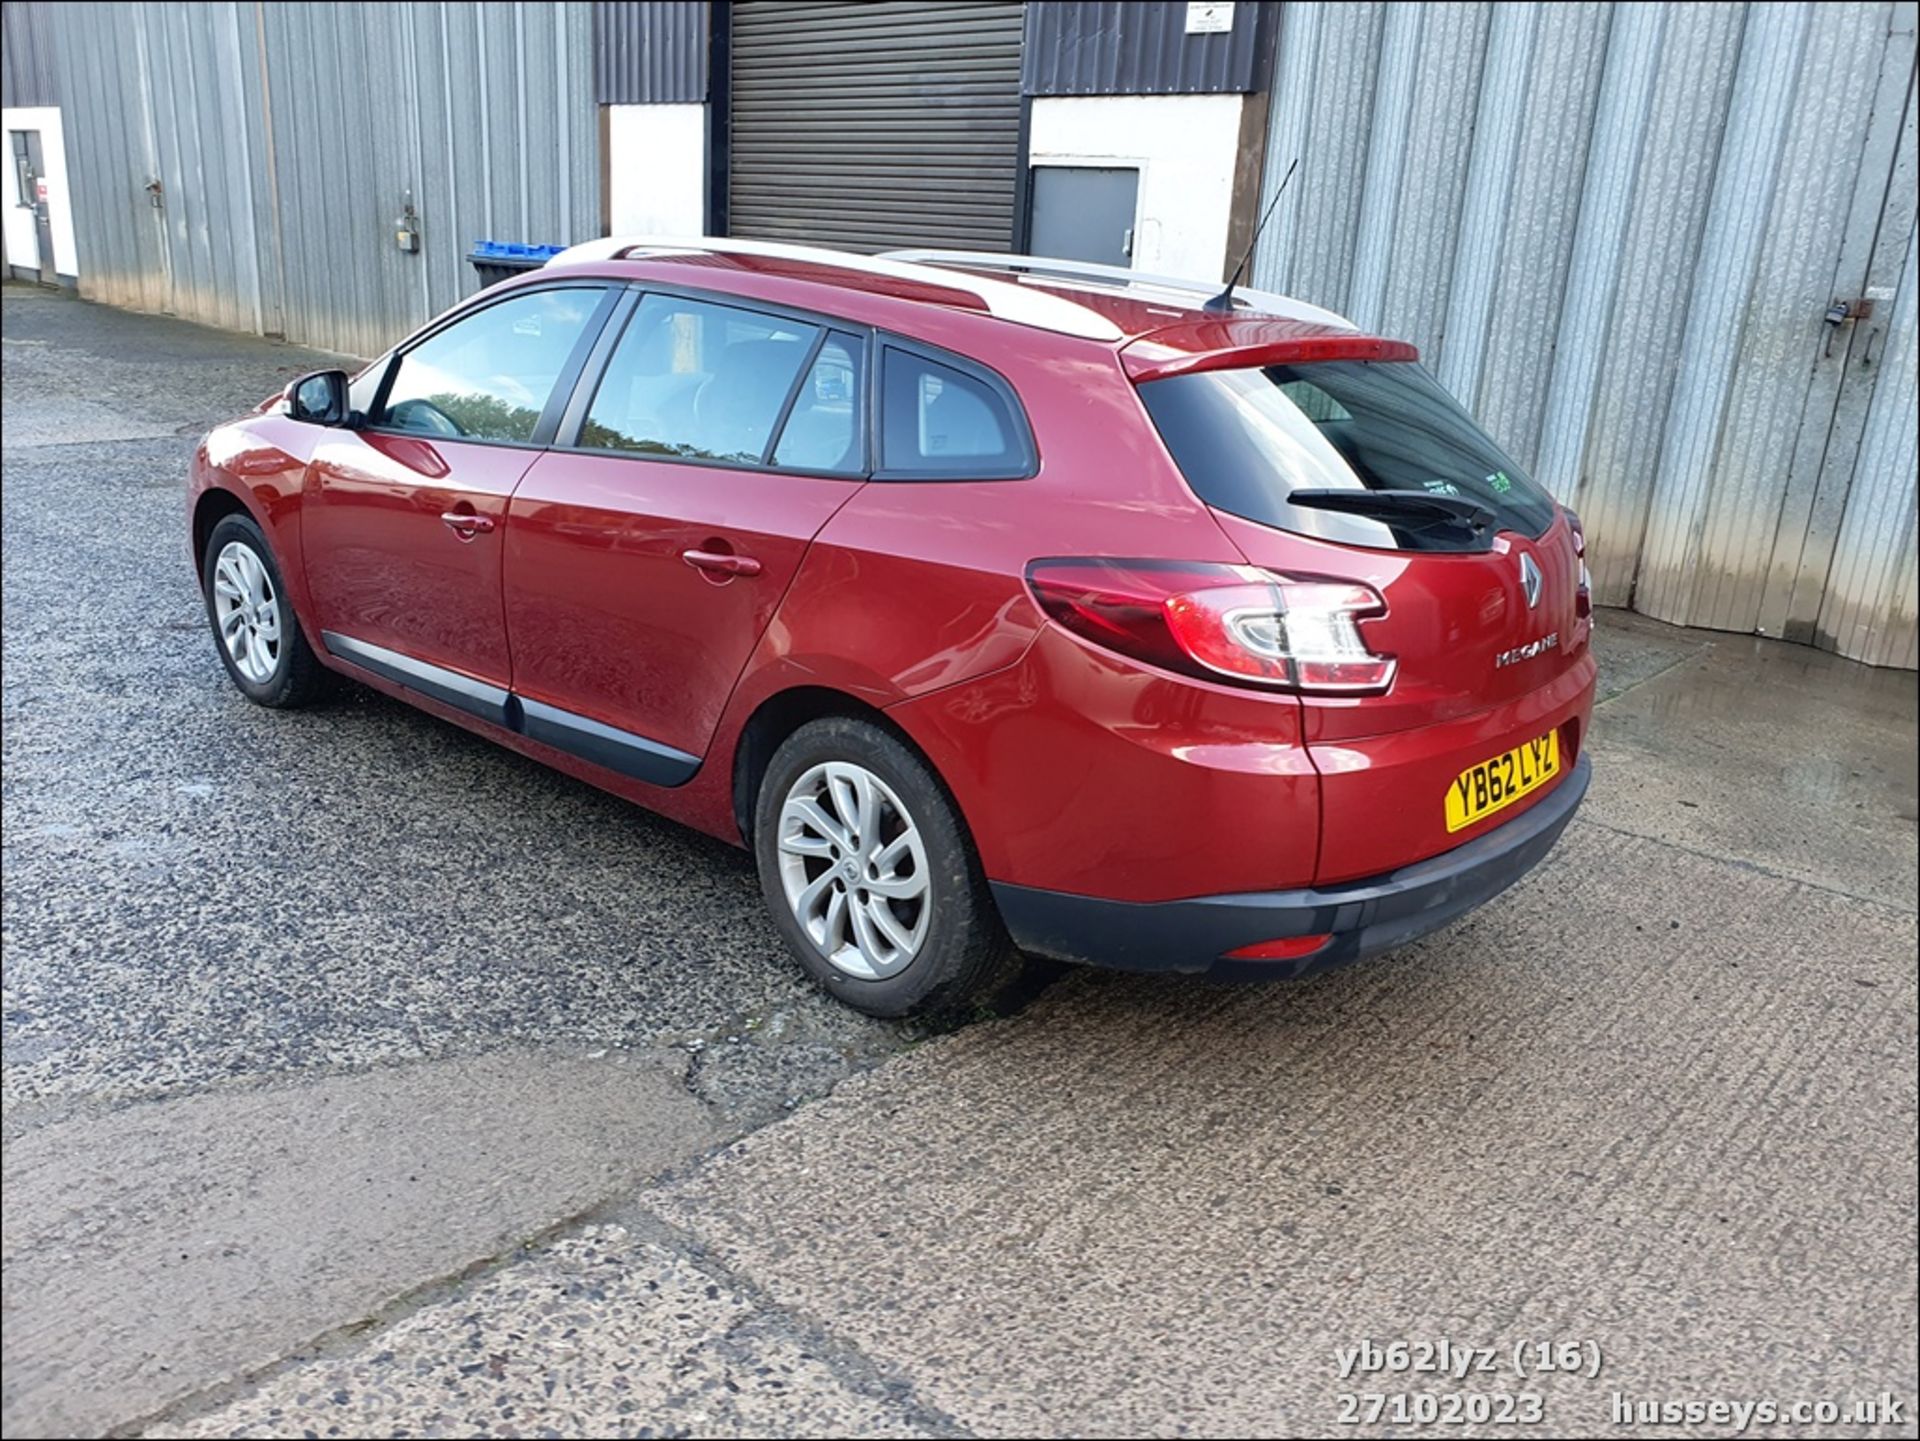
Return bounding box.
[1445,732,1560,833]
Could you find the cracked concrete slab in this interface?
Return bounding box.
[146,1226,951,1441]
[3,1050,717,1437]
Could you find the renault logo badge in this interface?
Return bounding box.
[1520,553,1542,610]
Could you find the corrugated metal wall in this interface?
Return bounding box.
[1255,1,1919,669]
[1022,0,1276,96]
[47,1,599,358]
[2,0,62,107]
[594,0,707,104]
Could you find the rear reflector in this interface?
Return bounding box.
[1222,934,1332,961]
[1570,513,1592,619]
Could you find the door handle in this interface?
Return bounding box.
[682,548,762,578]
[440,511,495,537]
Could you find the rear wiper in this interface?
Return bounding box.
[1289,488,1496,533]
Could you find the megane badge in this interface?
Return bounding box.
[1520,553,1542,610]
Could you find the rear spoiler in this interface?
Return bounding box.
[1122,319,1418,383]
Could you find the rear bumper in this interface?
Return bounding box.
[992,752,1590,979]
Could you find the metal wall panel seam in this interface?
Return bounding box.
[1345,2,1421,332]
[407,1,433,324]
[1249,0,1321,292]
[515,1,529,237]
[1534,0,1665,502]
[1820,219,1919,663]
[438,2,462,313]
[1637,1,1810,624]
[1434,0,1538,404]
[253,0,287,334]
[1689,4,1885,631]
[1470,2,1614,471]
[556,5,572,246]
[1379,1,1489,364]
[128,4,165,311]
[1771,14,1917,640]
[1578,1,1747,606]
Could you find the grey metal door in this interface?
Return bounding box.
[1028,165,1140,267]
[728,0,1025,252]
[9,131,56,283]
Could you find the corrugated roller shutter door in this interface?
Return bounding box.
[729,0,1025,252]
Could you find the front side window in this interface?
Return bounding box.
[580,295,821,465]
[879,348,1030,478]
[379,288,602,443]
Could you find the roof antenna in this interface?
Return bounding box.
[1205,156,1297,314]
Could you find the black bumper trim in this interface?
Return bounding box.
[991,753,1590,979]
[518,698,699,788]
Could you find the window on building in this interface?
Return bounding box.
[379,288,602,443]
[580,295,822,466]
[879,348,1030,478]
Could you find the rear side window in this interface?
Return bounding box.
[878,346,1032,479]
[580,294,821,466]
[379,287,602,443]
[1139,361,1557,551]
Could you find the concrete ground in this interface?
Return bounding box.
[3,286,1916,1439]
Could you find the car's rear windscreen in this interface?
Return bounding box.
[1138,360,1557,552]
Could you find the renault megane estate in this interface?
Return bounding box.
[188,238,1594,1018]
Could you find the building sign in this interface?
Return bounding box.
[1185,1,1235,35]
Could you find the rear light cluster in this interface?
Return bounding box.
[1025,559,1396,695]
[1570,515,1592,620]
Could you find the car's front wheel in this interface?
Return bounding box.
[200,511,328,708]
[753,716,1022,1019]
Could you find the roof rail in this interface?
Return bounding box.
[547,236,1123,342]
[880,249,1358,332]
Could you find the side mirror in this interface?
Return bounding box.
[286,369,353,427]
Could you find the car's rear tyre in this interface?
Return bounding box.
[753,716,1023,1020]
[201,511,328,708]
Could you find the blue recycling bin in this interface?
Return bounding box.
[467,240,567,288]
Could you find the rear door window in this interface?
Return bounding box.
[580,294,822,466]
[878,346,1033,479]
[1139,360,1556,551]
[772,332,865,474]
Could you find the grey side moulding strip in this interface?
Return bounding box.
[320,632,699,788]
[322,631,514,728]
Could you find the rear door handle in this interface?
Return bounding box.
[441,512,495,537]
[682,548,762,578]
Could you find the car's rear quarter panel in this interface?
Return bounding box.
[781,335,1322,901]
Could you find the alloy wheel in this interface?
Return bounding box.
[776,760,931,980]
[211,539,282,685]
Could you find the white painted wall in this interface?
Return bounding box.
[1,105,79,277]
[606,103,707,238]
[1028,94,1245,283]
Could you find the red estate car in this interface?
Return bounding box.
[189,239,1594,1018]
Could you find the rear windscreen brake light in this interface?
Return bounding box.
[1025,558,1396,695]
